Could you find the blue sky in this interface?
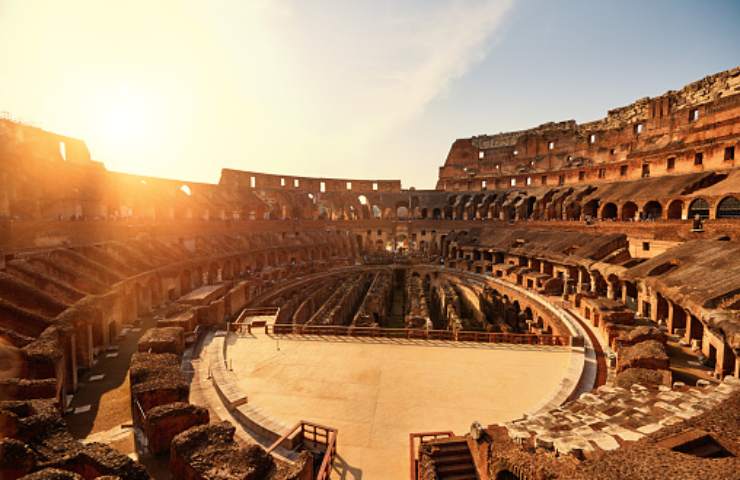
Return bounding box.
[0,0,738,188]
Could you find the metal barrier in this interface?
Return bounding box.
[266,420,338,480]
[264,323,570,347]
[408,431,455,480]
[231,306,280,335]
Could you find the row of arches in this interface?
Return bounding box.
[595,196,739,221]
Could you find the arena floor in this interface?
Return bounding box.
[228,332,574,479]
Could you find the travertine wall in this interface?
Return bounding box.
[438,67,740,191]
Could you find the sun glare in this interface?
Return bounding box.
[83,84,171,173]
[99,88,151,144]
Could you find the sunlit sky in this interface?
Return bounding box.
[1,1,738,188]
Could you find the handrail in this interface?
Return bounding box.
[134,397,148,425]
[265,323,570,347]
[408,431,455,480]
[265,420,338,479]
[316,430,337,480]
[232,306,280,334]
[266,421,304,454]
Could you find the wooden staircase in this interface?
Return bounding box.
[424,437,477,480]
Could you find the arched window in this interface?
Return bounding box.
[716,196,740,219]
[687,198,709,219]
[371,205,382,219]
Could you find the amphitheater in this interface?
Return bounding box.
[0,67,738,480]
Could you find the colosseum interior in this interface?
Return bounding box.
[0,66,738,480]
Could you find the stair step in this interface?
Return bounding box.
[427,437,468,446]
[434,443,470,454]
[437,463,476,475]
[440,475,477,480]
[434,447,472,456]
[434,454,474,466]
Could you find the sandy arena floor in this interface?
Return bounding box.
[228,332,573,479]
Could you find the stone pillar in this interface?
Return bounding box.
[650,292,659,324]
[606,282,615,301]
[683,314,694,343]
[577,269,584,293]
[84,323,94,368]
[666,301,675,334]
[68,334,78,394]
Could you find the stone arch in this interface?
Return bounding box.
[318,205,330,220]
[455,195,471,219]
[643,200,662,219]
[666,199,683,220]
[601,202,618,220]
[688,197,710,219]
[148,274,163,308]
[396,203,410,219]
[371,205,382,219]
[222,260,234,280]
[716,195,740,219]
[607,274,621,301]
[582,199,600,219]
[180,269,192,295]
[444,206,453,220]
[233,258,242,277]
[135,281,151,316]
[208,262,220,284]
[432,208,442,220]
[621,201,638,221]
[524,196,537,219]
[564,201,581,221]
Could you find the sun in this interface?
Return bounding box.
[99,88,152,145]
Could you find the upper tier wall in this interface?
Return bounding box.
[219,168,402,193]
[438,67,740,190]
[0,118,92,165]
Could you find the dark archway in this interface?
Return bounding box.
[601,202,617,220]
[716,196,740,219]
[666,199,683,220]
[643,200,662,220]
[621,201,638,221]
[582,199,600,219]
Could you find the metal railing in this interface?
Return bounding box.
[264,323,570,347]
[408,431,455,480]
[133,397,148,430]
[230,306,280,334]
[266,420,338,480]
